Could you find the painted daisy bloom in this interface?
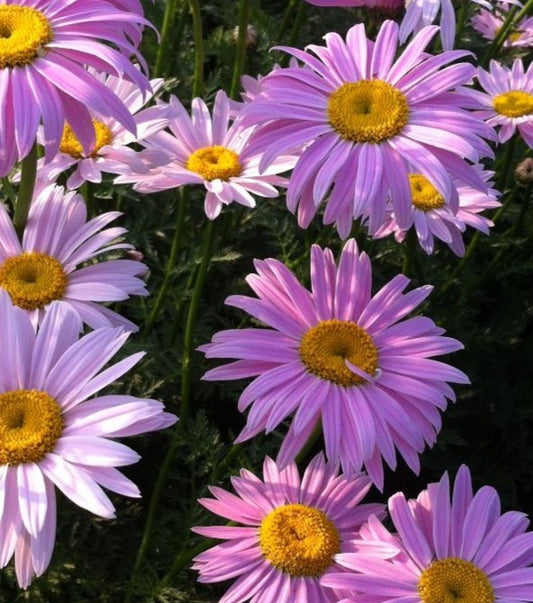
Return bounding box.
[373,165,501,256]
[0,0,152,177]
[116,90,295,220]
[193,454,384,603]
[321,465,533,603]
[200,239,469,488]
[244,21,494,237]
[467,59,533,148]
[0,293,177,587]
[36,71,172,189]
[472,1,533,49]
[0,184,148,331]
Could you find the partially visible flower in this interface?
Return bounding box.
[0,0,152,177]
[373,166,501,256]
[321,465,533,603]
[37,71,172,189]
[467,59,533,147]
[231,24,258,47]
[0,292,177,587]
[472,1,533,48]
[304,0,403,7]
[193,454,384,603]
[243,21,494,237]
[399,0,456,50]
[200,239,469,488]
[116,90,296,220]
[0,184,148,331]
[515,157,533,183]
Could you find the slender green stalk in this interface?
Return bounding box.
[278,0,298,41]
[188,0,204,98]
[81,181,95,218]
[229,0,251,100]
[13,143,38,239]
[1,177,16,207]
[453,0,468,48]
[295,422,322,465]
[143,190,187,336]
[288,2,306,48]
[154,0,180,78]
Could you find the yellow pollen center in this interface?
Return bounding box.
[299,319,378,387]
[0,6,53,69]
[0,252,67,311]
[418,558,495,603]
[0,389,63,465]
[258,503,340,577]
[409,173,445,211]
[493,90,533,118]
[327,79,409,143]
[186,145,243,181]
[60,119,113,159]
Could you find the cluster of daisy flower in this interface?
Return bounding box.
[0,0,532,599]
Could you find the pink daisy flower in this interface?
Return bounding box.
[304,0,403,8]
[467,59,533,147]
[193,454,384,603]
[200,239,469,489]
[0,292,177,587]
[372,165,501,256]
[0,0,151,177]
[36,70,172,189]
[472,1,533,49]
[116,90,295,220]
[243,20,494,237]
[0,184,148,331]
[321,465,533,602]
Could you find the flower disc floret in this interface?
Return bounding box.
[328,80,409,143]
[259,503,341,577]
[299,319,378,386]
[492,90,533,118]
[418,558,495,603]
[186,145,243,181]
[0,252,67,311]
[0,389,63,465]
[60,119,113,159]
[409,174,445,211]
[0,6,52,69]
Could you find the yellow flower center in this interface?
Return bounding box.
[0,6,53,69]
[418,558,495,603]
[409,173,445,211]
[258,503,340,577]
[327,79,409,143]
[60,119,113,159]
[0,252,67,311]
[299,319,378,387]
[493,90,533,118]
[186,145,243,181]
[0,389,63,465]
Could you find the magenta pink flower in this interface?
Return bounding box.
[0,292,177,587]
[0,0,151,177]
[305,0,403,7]
[0,184,148,331]
[321,465,533,602]
[243,21,494,237]
[193,454,384,603]
[200,239,468,488]
[472,1,532,48]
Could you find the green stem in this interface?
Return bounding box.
[1,177,16,207]
[13,143,38,239]
[229,0,251,100]
[188,0,204,98]
[288,2,306,48]
[453,0,468,48]
[81,181,95,218]
[154,0,179,78]
[295,422,322,465]
[143,190,187,336]
[278,0,298,41]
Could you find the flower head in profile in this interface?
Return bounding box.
[200,239,468,488]
[373,166,501,256]
[37,71,172,189]
[243,21,494,237]
[0,184,148,331]
[193,454,384,603]
[472,1,533,49]
[0,0,151,177]
[0,293,177,587]
[116,90,295,220]
[467,59,533,148]
[321,465,533,603]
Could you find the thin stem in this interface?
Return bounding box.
[81,181,95,218]
[1,177,16,207]
[288,2,306,48]
[229,0,251,100]
[295,422,322,465]
[13,143,38,239]
[188,0,204,98]
[278,0,298,41]
[454,0,468,48]
[144,190,187,336]
[154,0,179,78]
